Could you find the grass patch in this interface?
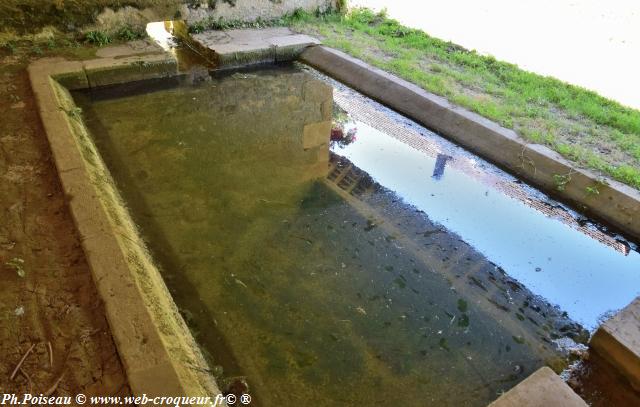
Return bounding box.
[280,8,640,189]
[0,22,149,62]
[116,25,147,42]
[84,30,112,46]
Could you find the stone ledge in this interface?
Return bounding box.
[488,367,587,407]
[591,297,640,391]
[28,54,179,90]
[83,53,178,88]
[28,56,219,404]
[185,27,320,67]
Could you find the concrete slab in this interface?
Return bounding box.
[28,57,88,90]
[188,27,320,67]
[269,33,320,48]
[83,53,177,87]
[591,297,640,390]
[95,39,165,59]
[488,367,587,407]
[269,34,320,61]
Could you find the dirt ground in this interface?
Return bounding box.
[0,51,129,398]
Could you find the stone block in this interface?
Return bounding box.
[321,99,333,121]
[28,58,88,90]
[303,77,333,103]
[303,121,332,149]
[591,296,640,391]
[215,45,276,67]
[95,39,165,59]
[83,54,177,88]
[489,367,587,407]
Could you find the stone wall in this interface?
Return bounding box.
[181,0,337,25]
[0,0,337,33]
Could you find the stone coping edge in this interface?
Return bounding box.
[28,56,222,403]
[299,45,640,243]
[591,296,640,391]
[488,367,587,407]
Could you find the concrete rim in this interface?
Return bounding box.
[28,54,221,403]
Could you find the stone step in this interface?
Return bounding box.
[188,27,320,67]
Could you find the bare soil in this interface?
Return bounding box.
[0,53,129,399]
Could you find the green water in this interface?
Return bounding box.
[73,65,575,406]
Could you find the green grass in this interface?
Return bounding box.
[84,30,112,46]
[281,8,640,189]
[0,23,147,62]
[116,25,147,42]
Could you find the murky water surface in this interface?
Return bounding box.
[73,64,640,406]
